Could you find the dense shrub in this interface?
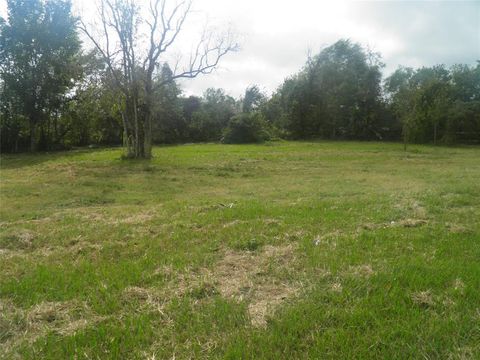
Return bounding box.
[222,113,271,144]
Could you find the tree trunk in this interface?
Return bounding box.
[29,118,37,152]
[433,122,437,146]
[54,112,58,145]
[143,82,153,159]
[144,112,152,159]
[121,111,133,157]
[133,97,140,157]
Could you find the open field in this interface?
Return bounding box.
[1,141,479,359]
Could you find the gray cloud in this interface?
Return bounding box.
[185,0,480,97]
[348,1,480,72]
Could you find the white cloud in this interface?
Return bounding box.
[1,0,479,97]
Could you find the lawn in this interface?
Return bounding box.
[1,141,479,359]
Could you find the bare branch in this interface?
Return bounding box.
[157,27,239,87]
[78,18,126,93]
[78,0,238,158]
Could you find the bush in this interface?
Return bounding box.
[222,113,271,144]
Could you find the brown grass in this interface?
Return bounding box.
[0,299,104,353]
[411,290,435,307]
[206,244,301,327]
[121,244,302,328]
[345,264,375,278]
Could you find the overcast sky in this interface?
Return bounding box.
[1,0,479,97]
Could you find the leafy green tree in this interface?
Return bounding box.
[188,88,237,142]
[151,65,186,144]
[0,0,82,151]
[268,40,385,140]
[385,63,480,146]
[242,85,266,113]
[223,112,270,144]
[447,63,480,143]
[385,67,416,149]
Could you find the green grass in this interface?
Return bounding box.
[1,141,479,359]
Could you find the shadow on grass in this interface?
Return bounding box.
[1,150,90,170]
[0,147,122,170]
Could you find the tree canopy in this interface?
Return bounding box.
[1,3,479,154]
[0,0,82,151]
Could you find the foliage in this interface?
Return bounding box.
[265,40,387,140]
[151,65,186,144]
[0,0,82,152]
[385,62,480,145]
[222,112,271,144]
[1,12,479,154]
[188,88,238,142]
[242,85,266,113]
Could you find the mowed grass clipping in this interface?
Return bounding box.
[0,141,479,359]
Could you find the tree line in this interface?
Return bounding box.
[1,0,479,156]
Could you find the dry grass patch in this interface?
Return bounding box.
[0,299,104,354]
[27,301,95,336]
[208,244,301,327]
[411,201,427,218]
[123,287,169,315]
[394,199,428,218]
[127,244,303,328]
[313,230,342,248]
[453,278,466,294]
[447,345,479,360]
[78,211,156,225]
[359,218,428,231]
[396,219,428,228]
[344,264,375,278]
[411,290,435,307]
[330,282,343,293]
[223,220,245,228]
[0,230,35,250]
[248,282,299,327]
[115,213,155,225]
[263,218,282,226]
[446,223,471,234]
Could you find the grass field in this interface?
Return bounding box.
[1,141,479,359]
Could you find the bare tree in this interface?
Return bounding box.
[79,0,238,158]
